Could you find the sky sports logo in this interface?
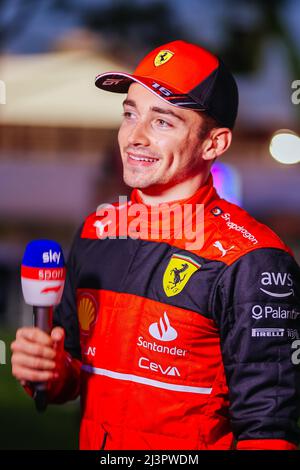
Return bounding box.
[42,250,61,264]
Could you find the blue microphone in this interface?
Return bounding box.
[21,240,66,411]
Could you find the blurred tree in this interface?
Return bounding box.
[221,0,300,79]
[80,0,185,63]
[221,0,300,120]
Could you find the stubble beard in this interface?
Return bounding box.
[123,166,161,189]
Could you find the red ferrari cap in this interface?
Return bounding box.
[95,40,238,129]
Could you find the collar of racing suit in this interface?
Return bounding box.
[130,173,217,208]
[130,173,218,239]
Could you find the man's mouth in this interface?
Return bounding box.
[127,152,160,166]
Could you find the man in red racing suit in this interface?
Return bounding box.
[12,40,300,450]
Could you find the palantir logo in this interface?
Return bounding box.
[252,305,263,319]
[149,312,177,342]
[260,272,294,298]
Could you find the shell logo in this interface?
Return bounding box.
[77,294,98,335]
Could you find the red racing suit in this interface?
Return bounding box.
[49,174,300,450]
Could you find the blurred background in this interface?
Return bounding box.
[0,0,299,449]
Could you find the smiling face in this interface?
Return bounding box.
[117,83,212,199]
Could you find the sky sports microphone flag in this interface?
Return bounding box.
[21,240,66,411]
[21,240,65,307]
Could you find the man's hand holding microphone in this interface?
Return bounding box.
[11,240,80,410]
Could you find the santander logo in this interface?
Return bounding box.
[149,312,177,342]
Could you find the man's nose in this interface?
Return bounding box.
[127,122,150,146]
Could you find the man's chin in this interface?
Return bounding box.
[123,174,158,190]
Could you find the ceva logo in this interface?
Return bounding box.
[138,357,180,376]
[149,312,177,342]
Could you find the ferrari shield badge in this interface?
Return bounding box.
[163,253,201,297]
[154,50,174,67]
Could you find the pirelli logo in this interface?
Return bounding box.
[251,328,284,337]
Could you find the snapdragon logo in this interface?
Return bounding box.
[0,80,6,105]
[95,196,205,250]
[221,212,258,245]
[291,80,300,105]
[0,340,6,364]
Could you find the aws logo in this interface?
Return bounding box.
[77,293,98,335]
[163,253,201,297]
[260,272,294,298]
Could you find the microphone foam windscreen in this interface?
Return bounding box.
[21,240,66,306]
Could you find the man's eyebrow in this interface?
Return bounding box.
[122,99,136,107]
[122,99,185,122]
[151,106,185,122]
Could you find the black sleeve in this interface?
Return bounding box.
[53,226,83,361]
[212,248,300,444]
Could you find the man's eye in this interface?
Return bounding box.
[156,119,171,128]
[122,111,134,119]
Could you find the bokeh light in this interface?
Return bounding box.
[269,130,300,164]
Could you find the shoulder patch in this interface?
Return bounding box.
[200,199,292,264]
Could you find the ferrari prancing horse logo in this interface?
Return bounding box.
[163,254,201,297]
[154,50,174,67]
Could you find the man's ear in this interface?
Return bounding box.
[202,128,232,161]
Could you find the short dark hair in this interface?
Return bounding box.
[198,112,220,140]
